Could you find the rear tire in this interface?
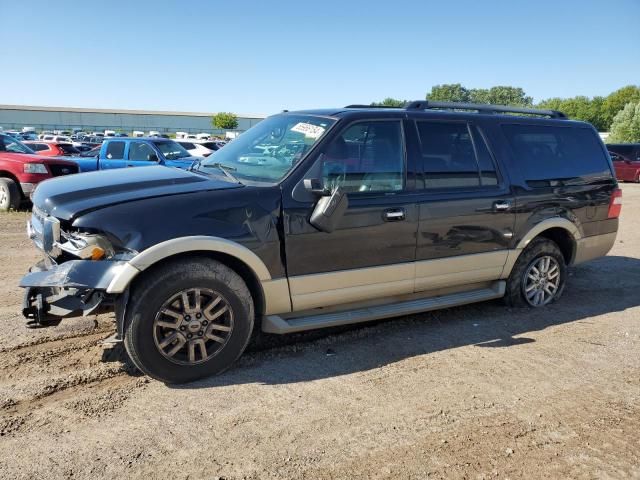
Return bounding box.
[0,178,21,211]
[504,238,567,308]
[124,258,254,384]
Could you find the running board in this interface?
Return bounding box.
[262,281,506,334]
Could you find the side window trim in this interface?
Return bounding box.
[468,122,504,188]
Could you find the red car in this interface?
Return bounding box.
[24,141,81,157]
[610,151,640,182]
[608,143,640,183]
[0,134,79,210]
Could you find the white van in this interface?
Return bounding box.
[175,131,188,139]
[104,130,116,137]
[132,131,144,138]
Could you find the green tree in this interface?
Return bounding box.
[469,86,533,106]
[602,85,640,129]
[426,83,471,102]
[212,112,238,130]
[537,96,607,131]
[607,101,640,143]
[370,97,408,107]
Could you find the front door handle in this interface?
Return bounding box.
[384,208,405,221]
[493,200,512,212]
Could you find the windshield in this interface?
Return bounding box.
[0,134,35,154]
[153,140,192,160]
[200,114,335,183]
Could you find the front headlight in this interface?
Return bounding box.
[24,163,49,174]
[59,232,115,260]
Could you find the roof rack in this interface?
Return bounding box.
[343,101,567,119]
[403,100,567,119]
[343,104,400,109]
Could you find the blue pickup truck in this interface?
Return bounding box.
[71,137,202,172]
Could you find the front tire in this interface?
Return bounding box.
[504,238,567,308]
[0,178,21,211]
[124,258,254,384]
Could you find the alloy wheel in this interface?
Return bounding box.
[522,255,561,307]
[153,288,234,365]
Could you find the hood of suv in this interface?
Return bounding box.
[33,165,242,220]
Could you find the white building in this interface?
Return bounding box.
[0,104,265,136]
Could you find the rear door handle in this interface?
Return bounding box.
[493,200,512,212]
[384,208,406,221]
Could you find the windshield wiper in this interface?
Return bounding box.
[209,162,240,183]
[192,161,241,184]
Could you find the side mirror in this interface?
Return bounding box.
[304,178,329,196]
[309,186,348,233]
[147,153,159,162]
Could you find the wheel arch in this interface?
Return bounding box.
[0,170,24,197]
[516,218,580,264]
[107,236,286,317]
[503,218,580,277]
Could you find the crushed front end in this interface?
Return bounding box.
[20,206,135,328]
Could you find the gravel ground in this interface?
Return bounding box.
[0,185,639,479]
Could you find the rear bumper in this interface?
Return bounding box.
[573,231,618,265]
[20,259,125,327]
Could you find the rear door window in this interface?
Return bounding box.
[414,122,499,189]
[502,124,611,181]
[105,141,125,160]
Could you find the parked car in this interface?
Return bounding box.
[607,143,640,182]
[18,132,38,141]
[175,140,219,157]
[78,135,104,145]
[38,135,72,143]
[25,141,81,157]
[19,101,620,384]
[0,133,79,210]
[68,137,202,172]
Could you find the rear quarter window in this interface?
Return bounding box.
[105,141,126,159]
[502,124,611,182]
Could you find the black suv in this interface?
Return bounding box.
[20,101,621,383]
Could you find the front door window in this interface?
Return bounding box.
[321,121,404,193]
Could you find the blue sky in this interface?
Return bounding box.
[1,0,638,115]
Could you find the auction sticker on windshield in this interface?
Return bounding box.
[291,122,325,139]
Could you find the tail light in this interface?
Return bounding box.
[608,188,622,218]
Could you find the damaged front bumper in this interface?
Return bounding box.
[20,259,128,327]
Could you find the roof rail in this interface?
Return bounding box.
[404,101,567,119]
[344,104,400,109]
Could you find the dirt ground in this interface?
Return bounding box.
[0,186,639,480]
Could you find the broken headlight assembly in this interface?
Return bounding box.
[58,230,135,261]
